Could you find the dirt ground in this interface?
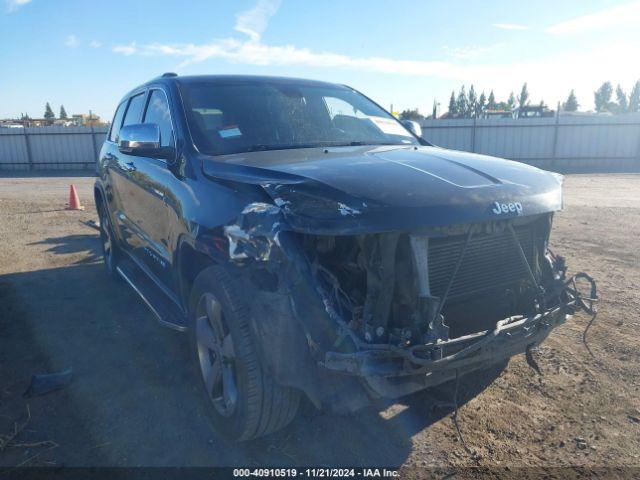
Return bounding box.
[0,173,638,475]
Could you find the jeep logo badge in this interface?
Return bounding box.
[492,201,523,215]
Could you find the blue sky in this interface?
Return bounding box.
[1,0,639,119]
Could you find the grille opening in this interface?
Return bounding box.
[427,225,538,337]
[300,216,550,344]
[428,225,535,300]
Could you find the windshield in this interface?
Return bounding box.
[180,81,419,156]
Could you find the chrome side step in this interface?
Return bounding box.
[116,260,187,332]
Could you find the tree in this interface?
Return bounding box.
[476,91,487,118]
[487,90,497,110]
[594,81,613,112]
[615,84,628,112]
[507,91,516,110]
[432,99,438,119]
[399,109,424,122]
[59,105,68,119]
[44,102,55,120]
[467,85,477,118]
[629,80,640,113]
[517,83,530,109]
[563,90,579,112]
[456,86,468,119]
[448,91,458,117]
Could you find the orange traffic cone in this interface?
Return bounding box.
[67,184,85,211]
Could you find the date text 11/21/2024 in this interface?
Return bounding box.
[232,468,399,477]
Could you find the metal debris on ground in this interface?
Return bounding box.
[23,368,73,398]
[82,219,100,231]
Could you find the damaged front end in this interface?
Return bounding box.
[296,214,597,398]
[219,195,596,412]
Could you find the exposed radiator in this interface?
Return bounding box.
[427,225,535,300]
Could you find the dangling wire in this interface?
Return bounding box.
[582,310,599,359]
[563,272,599,358]
[451,369,475,458]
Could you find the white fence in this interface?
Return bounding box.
[1,115,640,172]
[0,126,108,171]
[420,114,640,172]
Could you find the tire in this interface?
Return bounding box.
[188,266,300,441]
[97,199,122,277]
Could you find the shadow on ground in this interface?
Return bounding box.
[28,234,102,264]
[0,242,505,467]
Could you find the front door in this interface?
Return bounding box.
[118,89,177,292]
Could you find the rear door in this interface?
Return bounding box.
[101,98,131,249]
[110,91,149,256]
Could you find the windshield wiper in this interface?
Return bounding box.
[242,141,406,153]
[332,141,404,147]
[245,143,325,152]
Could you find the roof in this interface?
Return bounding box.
[118,74,351,107]
[173,74,346,88]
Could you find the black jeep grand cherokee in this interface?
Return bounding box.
[95,74,593,441]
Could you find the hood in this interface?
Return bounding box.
[202,145,563,234]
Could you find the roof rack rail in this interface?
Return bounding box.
[161,72,178,77]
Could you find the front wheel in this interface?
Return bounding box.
[188,266,300,441]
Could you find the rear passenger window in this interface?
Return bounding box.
[144,90,173,147]
[122,93,146,126]
[108,102,126,143]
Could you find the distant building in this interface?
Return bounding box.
[1,114,107,128]
[0,118,52,127]
[53,119,76,127]
[558,110,613,117]
[515,105,555,118]
[484,109,514,119]
[71,113,105,126]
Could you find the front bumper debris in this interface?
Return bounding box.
[322,307,567,378]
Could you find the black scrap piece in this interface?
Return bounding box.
[23,368,73,398]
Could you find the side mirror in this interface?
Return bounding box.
[402,120,422,138]
[119,123,162,157]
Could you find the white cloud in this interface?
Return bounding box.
[65,34,79,48]
[111,0,640,109]
[442,44,504,60]
[113,43,138,56]
[115,38,465,74]
[5,0,31,12]
[546,1,640,34]
[492,23,529,31]
[234,0,281,42]
[89,40,102,48]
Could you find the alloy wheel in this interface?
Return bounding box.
[195,293,238,417]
